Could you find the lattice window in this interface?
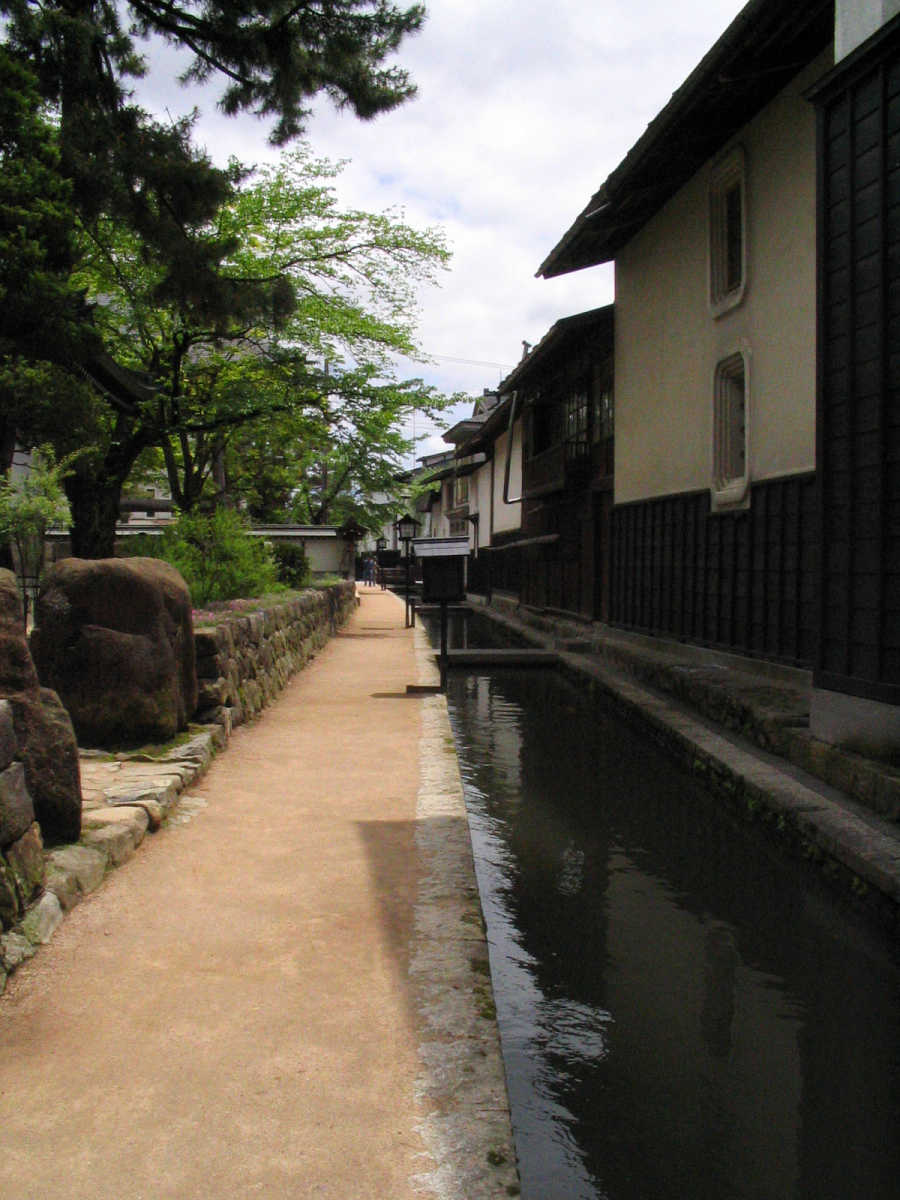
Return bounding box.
[709,147,746,315]
[712,351,749,508]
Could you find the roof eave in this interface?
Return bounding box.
[538,0,834,279]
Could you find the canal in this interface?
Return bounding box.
[422,612,900,1200]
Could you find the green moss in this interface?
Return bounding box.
[114,728,199,759]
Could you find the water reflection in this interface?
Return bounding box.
[434,642,900,1200]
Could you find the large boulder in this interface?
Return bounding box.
[0,569,81,845]
[31,557,198,749]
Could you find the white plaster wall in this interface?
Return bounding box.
[836,0,900,60]
[491,423,522,535]
[472,461,493,550]
[430,481,450,538]
[614,51,829,505]
[304,538,345,575]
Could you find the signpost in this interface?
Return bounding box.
[412,536,468,690]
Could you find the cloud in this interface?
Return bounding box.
[135,0,747,455]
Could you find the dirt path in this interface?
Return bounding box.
[0,588,514,1199]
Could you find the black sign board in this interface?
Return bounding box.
[421,556,465,603]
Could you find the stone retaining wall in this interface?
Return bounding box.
[193,582,357,731]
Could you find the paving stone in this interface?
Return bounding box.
[19,892,63,945]
[82,805,149,842]
[45,844,107,905]
[0,930,36,970]
[80,823,136,867]
[5,823,44,905]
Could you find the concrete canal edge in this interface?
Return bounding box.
[555,650,900,933]
[410,625,520,1199]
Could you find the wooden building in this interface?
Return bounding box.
[539,1,834,666]
[809,6,900,751]
[463,307,614,619]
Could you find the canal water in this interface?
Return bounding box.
[422,612,900,1200]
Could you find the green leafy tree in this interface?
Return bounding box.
[1,0,425,310]
[0,49,94,364]
[131,507,280,604]
[1,0,425,554]
[225,376,443,531]
[0,49,99,487]
[68,146,450,552]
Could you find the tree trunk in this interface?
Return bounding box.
[65,471,126,559]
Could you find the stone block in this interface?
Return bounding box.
[45,843,106,901]
[5,823,44,905]
[197,676,228,709]
[2,571,82,845]
[0,699,15,771]
[31,557,197,747]
[193,629,220,660]
[82,804,149,847]
[1,930,36,970]
[19,891,63,945]
[8,688,82,845]
[0,762,35,848]
[0,861,20,928]
[81,823,135,867]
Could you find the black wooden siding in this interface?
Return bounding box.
[814,23,900,703]
[610,476,818,667]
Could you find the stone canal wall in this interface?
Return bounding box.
[193,583,357,731]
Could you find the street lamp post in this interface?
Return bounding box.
[394,513,420,627]
[375,536,388,590]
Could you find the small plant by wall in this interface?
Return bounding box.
[122,509,280,604]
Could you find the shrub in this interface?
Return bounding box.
[132,509,281,605]
[0,445,73,623]
[271,542,310,589]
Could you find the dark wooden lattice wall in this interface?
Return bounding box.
[814,20,900,704]
[610,477,818,667]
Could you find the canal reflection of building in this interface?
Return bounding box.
[448,666,900,1200]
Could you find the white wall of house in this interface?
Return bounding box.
[430,482,450,538]
[836,0,900,60]
[472,459,493,550]
[613,49,830,506]
[491,423,522,535]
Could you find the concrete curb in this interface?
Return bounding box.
[461,599,900,929]
[411,625,520,1198]
[555,650,900,930]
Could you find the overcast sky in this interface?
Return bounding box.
[139,0,748,458]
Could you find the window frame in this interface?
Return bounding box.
[711,348,750,511]
[453,473,469,507]
[709,146,747,317]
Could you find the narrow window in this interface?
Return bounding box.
[592,364,614,443]
[565,386,590,461]
[712,351,749,508]
[710,148,746,315]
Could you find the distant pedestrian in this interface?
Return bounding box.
[364,556,376,586]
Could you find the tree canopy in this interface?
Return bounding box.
[59,146,451,555]
[1,0,426,343]
[1,0,444,557]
